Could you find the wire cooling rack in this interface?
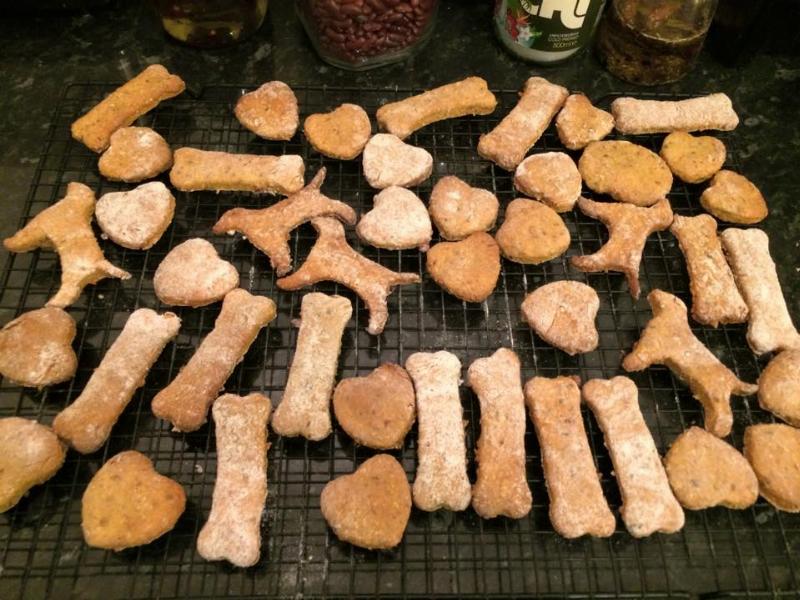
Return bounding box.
[0,83,797,600]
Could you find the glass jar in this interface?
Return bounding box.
[296,0,439,71]
[595,0,719,85]
[152,0,268,48]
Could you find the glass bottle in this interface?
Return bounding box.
[152,0,269,48]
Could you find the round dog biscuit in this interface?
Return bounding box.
[758,350,800,427]
[744,424,800,512]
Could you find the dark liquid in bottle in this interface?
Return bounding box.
[153,0,268,48]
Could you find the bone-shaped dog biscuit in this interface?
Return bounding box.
[611,93,739,135]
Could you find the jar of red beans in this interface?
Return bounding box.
[296,0,439,70]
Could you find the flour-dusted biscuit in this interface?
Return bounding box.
[71,64,185,153]
[745,424,800,512]
[154,239,238,307]
[320,454,411,550]
[467,348,531,519]
[304,103,371,160]
[525,377,615,537]
[3,182,130,307]
[701,170,768,224]
[622,290,758,438]
[0,307,77,388]
[720,228,800,354]
[234,81,299,141]
[520,281,599,355]
[555,93,614,150]
[170,148,305,195]
[664,426,758,510]
[277,218,420,335]
[478,77,568,171]
[376,76,497,140]
[95,182,175,250]
[406,351,470,512]
[197,393,271,567]
[333,363,416,450]
[660,131,726,184]
[53,309,181,454]
[362,134,433,189]
[572,197,673,299]
[356,187,432,251]
[670,214,748,326]
[428,176,499,241]
[0,418,66,512]
[426,232,501,303]
[151,289,277,432]
[213,168,356,276]
[611,93,739,135]
[514,152,582,213]
[496,198,570,265]
[82,450,186,550]
[272,293,351,441]
[583,376,684,537]
[98,127,172,183]
[758,350,800,426]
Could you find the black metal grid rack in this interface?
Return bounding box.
[0,83,797,600]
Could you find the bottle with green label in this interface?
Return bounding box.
[494,0,606,63]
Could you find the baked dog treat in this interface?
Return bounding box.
[320,454,411,550]
[82,450,186,550]
[95,182,175,250]
[277,218,420,335]
[744,424,800,512]
[520,281,599,355]
[197,393,271,567]
[495,198,570,265]
[467,349,532,519]
[0,418,66,512]
[426,232,501,303]
[71,64,185,153]
[579,140,673,207]
[720,228,800,354]
[332,363,416,449]
[664,426,758,510]
[571,197,673,299]
[406,351,471,512]
[170,148,305,195]
[0,307,77,388]
[3,182,130,307]
[304,103,371,159]
[53,309,181,454]
[213,168,356,276]
[478,77,568,171]
[428,176,499,241]
[151,289,277,432]
[272,293,352,441]
[525,377,615,537]
[356,186,432,251]
[362,134,433,189]
[622,290,758,438]
[555,93,614,150]
[513,152,582,213]
[583,376,684,537]
[758,350,800,426]
[700,170,768,224]
[611,93,739,135]
[660,131,726,184]
[670,214,748,327]
[234,81,299,141]
[376,77,497,139]
[97,127,172,183]
[154,239,238,307]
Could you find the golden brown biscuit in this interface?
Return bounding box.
[513,152,581,213]
[154,239,239,307]
[81,450,186,551]
[660,131,726,183]
[362,134,433,189]
[622,290,758,438]
[744,423,800,512]
[304,103,371,160]
[426,232,501,303]
[520,281,599,355]
[555,93,614,150]
[700,170,768,224]
[97,127,172,183]
[320,454,411,550]
[3,182,130,307]
[758,350,800,427]
[428,176,498,241]
[95,182,175,250]
[332,363,416,450]
[0,307,77,388]
[234,81,299,141]
[611,93,739,135]
[495,198,570,265]
[0,418,66,512]
[356,187,432,251]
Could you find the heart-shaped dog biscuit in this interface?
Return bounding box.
[96,182,175,250]
[98,127,173,183]
[362,134,432,189]
[495,199,570,265]
[429,176,499,241]
[304,103,371,160]
[427,232,501,303]
[154,238,239,307]
[356,187,432,251]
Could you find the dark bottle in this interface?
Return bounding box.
[152,0,268,48]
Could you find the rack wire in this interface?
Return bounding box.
[0,83,797,600]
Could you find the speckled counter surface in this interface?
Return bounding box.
[0,0,797,315]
